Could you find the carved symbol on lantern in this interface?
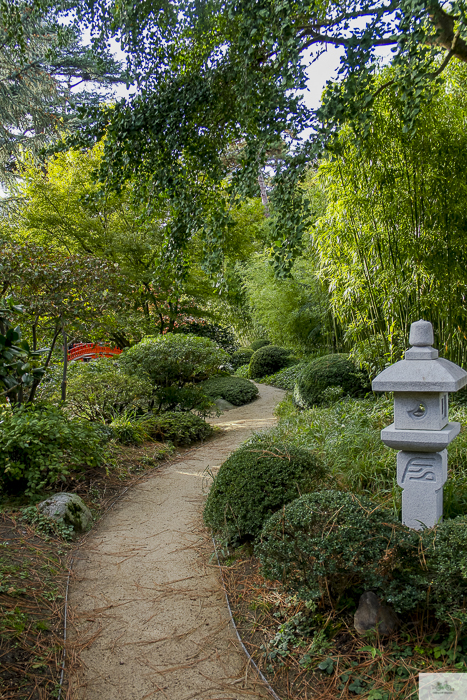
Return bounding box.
[407,403,427,420]
[401,457,437,484]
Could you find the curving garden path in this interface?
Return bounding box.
[68,384,285,700]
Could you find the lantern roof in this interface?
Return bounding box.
[372,320,467,393]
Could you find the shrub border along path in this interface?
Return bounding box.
[67,384,285,700]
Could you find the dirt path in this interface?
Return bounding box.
[68,384,285,700]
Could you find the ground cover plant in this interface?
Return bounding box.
[202,376,259,406]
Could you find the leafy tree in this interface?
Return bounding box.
[59,0,467,272]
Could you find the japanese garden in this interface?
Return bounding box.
[2,0,467,698]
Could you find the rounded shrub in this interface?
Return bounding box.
[119,333,229,387]
[251,339,271,352]
[231,348,254,370]
[146,412,214,445]
[258,362,308,390]
[0,405,107,497]
[249,345,291,379]
[256,490,421,610]
[234,364,250,378]
[203,433,327,542]
[201,376,259,406]
[293,354,369,408]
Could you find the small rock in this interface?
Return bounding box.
[214,398,236,412]
[38,493,93,534]
[354,591,399,635]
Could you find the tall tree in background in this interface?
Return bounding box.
[0,0,126,183]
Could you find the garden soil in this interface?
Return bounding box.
[68,384,285,700]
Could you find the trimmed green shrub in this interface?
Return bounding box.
[256,490,422,611]
[153,385,214,416]
[251,339,271,352]
[231,348,254,370]
[202,376,259,406]
[258,362,308,390]
[293,354,369,408]
[119,333,229,387]
[146,412,214,445]
[203,434,327,542]
[249,345,291,379]
[0,405,107,497]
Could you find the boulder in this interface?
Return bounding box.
[214,398,236,412]
[38,493,93,533]
[354,591,399,635]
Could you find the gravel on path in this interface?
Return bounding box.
[68,384,285,700]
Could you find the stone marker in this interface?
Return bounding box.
[372,320,467,529]
[354,591,399,635]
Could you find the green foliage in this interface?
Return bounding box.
[293,354,369,408]
[46,359,152,422]
[249,345,291,380]
[202,376,259,406]
[422,516,467,628]
[152,385,214,415]
[108,411,151,446]
[203,433,327,542]
[251,339,270,352]
[0,405,106,497]
[119,333,229,387]
[314,64,467,367]
[146,412,214,446]
[258,362,308,391]
[256,490,422,611]
[175,321,238,354]
[243,256,330,351]
[0,299,47,405]
[234,364,250,378]
[20,506,75,541]
[230,348,254,370]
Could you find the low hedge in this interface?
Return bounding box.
[249,345,291,379]
[293,354,369,408]
[202,376,259,406]
[147,412,214,445]
[203,433,327,542]
[256,490,467,627]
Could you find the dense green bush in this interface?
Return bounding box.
[231,348,254,370]
[202,376,259,406]
[256,490,422,611]
[293,354,369,408]
[203,433,327,542]
[0,405,106,497]
[147,412,214,445]
[258,362,308,390]
[152,385,214,416]
[249,345,291,379]
[44,359,153,422]
[175,321,238,354]
[119,333,229,387]
[251,339,271,352]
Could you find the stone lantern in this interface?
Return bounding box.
[372,320,467,529]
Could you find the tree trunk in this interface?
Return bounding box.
[61,328,68,402]
[258,170,270,218]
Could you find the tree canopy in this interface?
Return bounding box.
[50,0,467,272]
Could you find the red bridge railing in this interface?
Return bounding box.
[68,343,123,362]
